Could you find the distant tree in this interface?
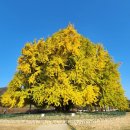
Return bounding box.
[1,24,128,111]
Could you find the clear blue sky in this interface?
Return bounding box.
[0,0,130,99]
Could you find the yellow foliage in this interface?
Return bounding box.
[1,24,127,111]
[82,85,99,105]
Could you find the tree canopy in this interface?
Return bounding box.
[1,24,128,111]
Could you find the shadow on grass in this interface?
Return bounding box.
[0,113,27,119]
[82,111,126,116]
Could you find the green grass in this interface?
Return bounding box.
[0,111,126,120]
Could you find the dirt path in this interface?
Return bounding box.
[0,124,38,130]
[36,124,70,130]
[0,123,70,130]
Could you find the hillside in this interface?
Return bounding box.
[0,87,7,96]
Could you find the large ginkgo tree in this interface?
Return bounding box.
[1,25,128,111]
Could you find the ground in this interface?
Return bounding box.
[0,112,129,130]
[73,112,130,130]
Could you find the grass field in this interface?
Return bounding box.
[72,112,130,130]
